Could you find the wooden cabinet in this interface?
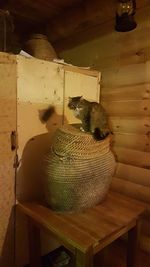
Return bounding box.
[0,52,100,267]
[0,53,16,267]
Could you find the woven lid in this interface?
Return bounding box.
[51,124,111,159]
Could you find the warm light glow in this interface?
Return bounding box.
[117,1,134,16]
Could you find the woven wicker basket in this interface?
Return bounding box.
[25,34,57,61]
[45,124,116,212]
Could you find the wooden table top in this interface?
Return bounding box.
[18,192,146,254]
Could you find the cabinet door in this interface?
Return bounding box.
[16,56,64,200]
[15,56,64,267]
[0,53,16,267]
[17,57,64,160]
[64,69,100,123]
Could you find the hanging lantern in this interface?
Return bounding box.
[115,0,137,32]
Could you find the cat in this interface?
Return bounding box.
[39,105,55,123]
[68,96,111,140]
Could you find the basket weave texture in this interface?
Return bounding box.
[25,34,57,61]
[45,124,116,212]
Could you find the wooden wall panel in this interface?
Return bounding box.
[116,163,150,187]
[110,116,150,135]
[102,100,150,116]
[101,83,150,101]
[113,133,150,152]
[60,3,150,253]
[0,53,16,267]
[111,177,150,205]
[113,147,150,168]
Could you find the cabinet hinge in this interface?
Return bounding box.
[13,154,20,168]
[11,131,18,151]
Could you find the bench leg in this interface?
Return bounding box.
[76,247,93,267]
[127,220,141,267]
[93,248,108,267]
[75,248,93,267]
[28,218,41,267]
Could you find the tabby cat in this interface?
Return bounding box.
[68,96,111,140]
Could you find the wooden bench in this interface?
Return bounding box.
[17,192,146,267]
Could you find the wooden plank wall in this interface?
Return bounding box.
[60,4,150,253]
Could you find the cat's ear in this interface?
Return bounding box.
[68,96,72,101]
[80,96,84,100]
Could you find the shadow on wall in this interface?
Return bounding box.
[16,132,54,202]
[15,111,68,267]
[17,109,66,202]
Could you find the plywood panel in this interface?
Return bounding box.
[63,65,99,77]
[0,99,16,118]
[0,132,14,155]
[64,70,100,123]
[0,53,16,267]
[0,53,16,100]
[17,102,63,161]
[0,53,17,133]
[15,56,65,267]
[16,57,64,199]
[0,116,17,133]
[17,56,64,158]
[16,56,64,104]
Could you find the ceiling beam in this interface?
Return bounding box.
[47,0,116,43]
[47,0,150,52]
[1,0,149,52]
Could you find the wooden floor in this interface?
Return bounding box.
[94,240,150,267]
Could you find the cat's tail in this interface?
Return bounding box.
[93,128,109,141]
[39,105,55,123]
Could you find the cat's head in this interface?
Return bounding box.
[68,96,84,109]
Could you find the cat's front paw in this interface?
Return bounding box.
[80,126,85,132]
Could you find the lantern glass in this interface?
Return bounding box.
[115,0,137,32]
